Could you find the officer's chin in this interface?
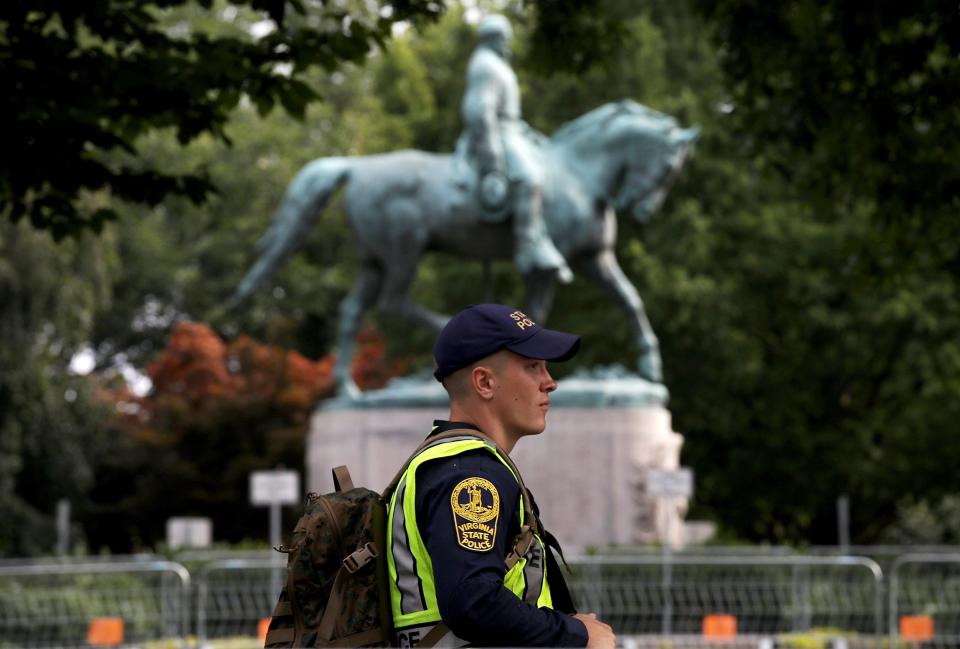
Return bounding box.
[518,423,546,437]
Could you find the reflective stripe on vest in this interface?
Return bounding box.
[387,438,553,643]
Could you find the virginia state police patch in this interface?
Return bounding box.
[450,477,500,551]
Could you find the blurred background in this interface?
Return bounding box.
[2,0,959,646]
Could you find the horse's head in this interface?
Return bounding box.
[553,100,698,223]
[626,125,699,223]
[608,101,699,223]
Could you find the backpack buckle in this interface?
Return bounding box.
[515,525,535,555]
[505,525,535,568]
[343,542,378,573]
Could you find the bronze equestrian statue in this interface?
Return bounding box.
[233,17,697,399]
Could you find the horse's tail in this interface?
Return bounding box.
[230,157,352,306]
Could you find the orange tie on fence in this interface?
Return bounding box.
[258,617,272,645]
[87,617,124,646]
[900,615,934,642]
[702,613,737,639]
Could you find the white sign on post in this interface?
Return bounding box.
[250,471,299,600]
[250,470,300,506]
[646,468,694,498]
[166,517,213,549]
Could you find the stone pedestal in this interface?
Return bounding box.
[307,368,687,550]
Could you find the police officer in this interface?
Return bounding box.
[387,304,616,647]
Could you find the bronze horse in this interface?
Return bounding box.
[233,100,697,397]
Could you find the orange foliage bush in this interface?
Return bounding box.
[351,327,410,391]
[146,322,238,402]
[110,321,407,424]
[90,322,410,551]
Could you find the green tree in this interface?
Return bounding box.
[693,1,960,240]
[1,0,444,239]
[675,0,960,541]
[0,220,113,555]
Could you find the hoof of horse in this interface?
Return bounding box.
[522,264,574,287]
[637,353,663,384]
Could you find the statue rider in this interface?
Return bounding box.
[459,15,574,284]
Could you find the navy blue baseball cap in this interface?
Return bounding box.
[433,304,581,382]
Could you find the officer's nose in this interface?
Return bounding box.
[543,368,557,393]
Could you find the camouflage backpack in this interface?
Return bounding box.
[264,430,532,648]
[263,463,392,648]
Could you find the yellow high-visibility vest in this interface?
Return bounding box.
[387,435,554,647]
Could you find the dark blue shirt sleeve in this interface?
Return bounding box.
[415,450,587,647]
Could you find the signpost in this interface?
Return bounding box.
[250,470,300,547]
[646,468,694,636]
[646,468,694,499]
[56,499,70,555]
[166,517,213,549]
[251,470,300,599]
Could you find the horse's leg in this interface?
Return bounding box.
[378,257,449,332]
[522,268,559,323]
[581,249,662,382]
[334,261,384,398]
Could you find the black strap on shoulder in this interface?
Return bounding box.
[541,529,578,614]
[541,528,571,572]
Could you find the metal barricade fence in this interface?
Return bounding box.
[0,553,893,647]
[0,554,164,567]
[188,553,884,644]
[195,557,287,644]
[889,553,960,647]
[568,555,884,638]
[0,561,190,649]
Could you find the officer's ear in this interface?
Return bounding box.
[472,364,497,401]
[472,351,508,400]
